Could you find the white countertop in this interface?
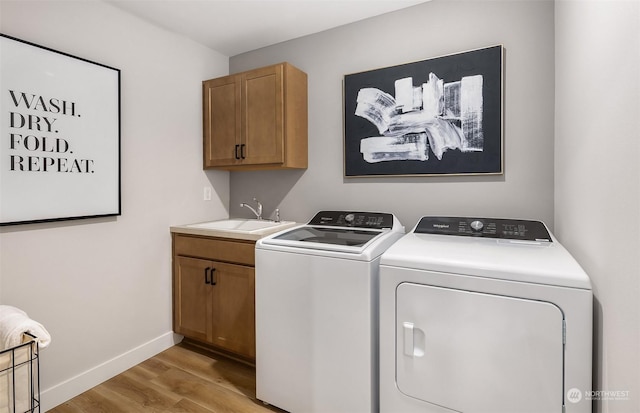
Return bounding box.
[170,219,299,241]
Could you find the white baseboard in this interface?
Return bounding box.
[41,331,182,411]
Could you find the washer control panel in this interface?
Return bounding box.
[415,216,552,242]
[308,211,394,229]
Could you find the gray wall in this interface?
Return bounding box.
[231,1,640,410]
[229,0,556,230]
[555,1,640,412]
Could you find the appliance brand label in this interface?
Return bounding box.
[433,224,450,229]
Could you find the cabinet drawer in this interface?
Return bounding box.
[173,234,255,266]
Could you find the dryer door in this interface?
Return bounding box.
[396,283,564,413]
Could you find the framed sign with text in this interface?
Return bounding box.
[0,34,121,226]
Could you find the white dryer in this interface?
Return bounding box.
[379,217,592,413]
[255,211,404,413]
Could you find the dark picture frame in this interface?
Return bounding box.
[343,45,503,177]
[0,34,121,226]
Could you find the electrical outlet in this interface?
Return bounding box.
[203,186,212,201]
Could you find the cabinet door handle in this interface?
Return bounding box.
[234,144,240,160]
[210,268,217,286]
[204,267,211,284]
[240,144,246,159]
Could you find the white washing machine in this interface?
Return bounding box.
[380,216,592,413]
[255,211,404,413]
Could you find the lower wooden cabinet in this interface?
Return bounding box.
[172,234,256,361]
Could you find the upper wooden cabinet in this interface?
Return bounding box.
[203,62,308,170]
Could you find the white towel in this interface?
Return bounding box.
[0,305,51,351]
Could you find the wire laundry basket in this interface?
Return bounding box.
[0,332,40,413]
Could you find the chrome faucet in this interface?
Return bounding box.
[240,198,263,220]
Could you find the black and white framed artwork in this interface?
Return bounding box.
[0,34,121,225]
[343,45,503,177]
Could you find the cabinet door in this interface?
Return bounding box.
[242,64,284,165]
[174,256,213,342]
[210,261,256,359]
[203,75,241,167]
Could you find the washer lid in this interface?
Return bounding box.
[265,226,386,253]
[257,211,405,258]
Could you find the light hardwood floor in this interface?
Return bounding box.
[48,343,285,413]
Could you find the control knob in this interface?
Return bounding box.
[344,213,355,225]
[470,220,484,232]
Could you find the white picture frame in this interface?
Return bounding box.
[0,34,121,225]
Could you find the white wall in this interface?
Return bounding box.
[229,0,556,229]
[0,1,230,409]
[555,1,640,412]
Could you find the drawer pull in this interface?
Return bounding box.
[210,268,217,285]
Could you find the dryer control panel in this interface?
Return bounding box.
[308,211,394,229]
[414,217,552,242]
